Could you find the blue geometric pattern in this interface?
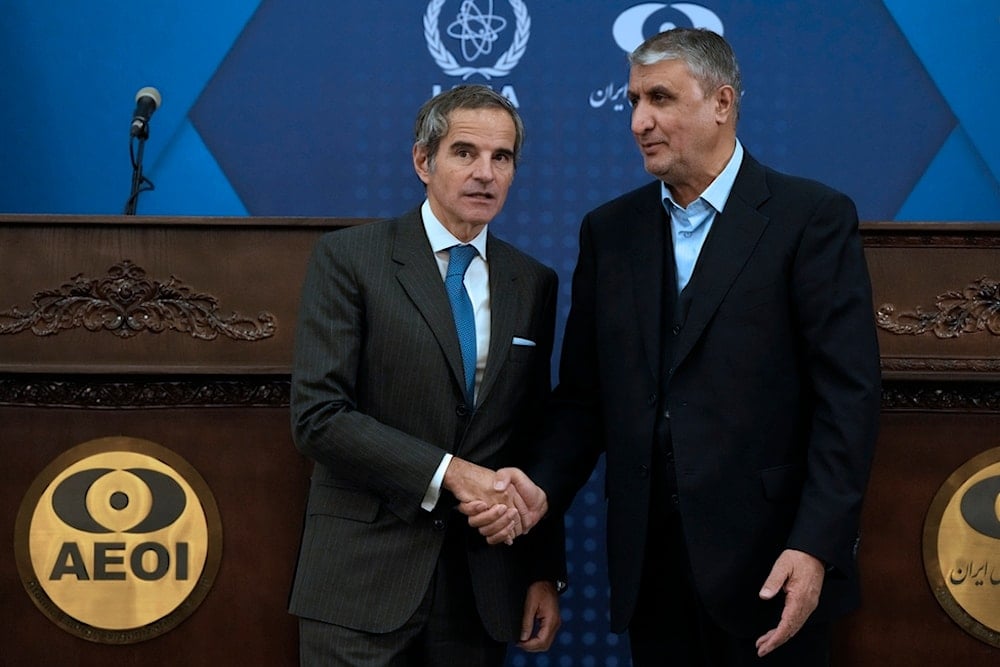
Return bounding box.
[3,1,995,223]
[187,0,963,223]
[0,1,260,215]
[897,126,1000,221]
[883,0,1000,219]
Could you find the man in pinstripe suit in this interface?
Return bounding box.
[288,85,564,666]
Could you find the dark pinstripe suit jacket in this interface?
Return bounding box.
[288,207,562,641]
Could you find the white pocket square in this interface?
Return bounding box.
[511,336,536,347]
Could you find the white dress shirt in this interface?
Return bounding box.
[419,199,492,510]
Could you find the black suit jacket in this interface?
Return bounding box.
[288,208,563,641]
[530,152,881,636]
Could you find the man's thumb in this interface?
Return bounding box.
[494,468,512,491]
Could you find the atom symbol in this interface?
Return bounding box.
[446,0,508,62]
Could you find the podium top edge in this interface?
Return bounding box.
[0,214,376,228]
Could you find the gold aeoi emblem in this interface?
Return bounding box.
[924,447,1000,647]
[13,436,223,643]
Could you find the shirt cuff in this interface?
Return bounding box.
[421,453,453,511]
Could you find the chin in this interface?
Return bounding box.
[464,206,500,223]
[644,161,672,180]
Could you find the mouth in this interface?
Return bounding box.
[465,192,495,200]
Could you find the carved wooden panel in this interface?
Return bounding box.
[832,223,1000,665]
[864,223,1000,380]
[0,215,364,374]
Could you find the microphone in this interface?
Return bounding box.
[130,86,162,138]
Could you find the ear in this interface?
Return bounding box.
[715,85,736,124]
[413,144,431,185]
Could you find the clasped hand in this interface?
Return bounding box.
[443,459,547,545]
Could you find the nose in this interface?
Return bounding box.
[472,155,495,182]
[631,101,653,134]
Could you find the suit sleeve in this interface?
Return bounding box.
[527,215,610,517]
[290,232,447,524]
[786,191,881,575]
[523,269,569,587]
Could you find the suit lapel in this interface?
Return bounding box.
[477,235,516,407]
[391,208,467,395]
[672,154,772,367]
[628,182,669,381]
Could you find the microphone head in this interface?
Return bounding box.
[135,86,162,110]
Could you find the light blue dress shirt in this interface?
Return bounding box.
[661,140,744,292]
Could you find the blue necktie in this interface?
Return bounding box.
[446,244,478,406]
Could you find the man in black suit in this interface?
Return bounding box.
[473,27,881,666]
[288,85,563,666]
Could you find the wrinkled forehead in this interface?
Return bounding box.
[628,58,699,93]
[442,108,516,146]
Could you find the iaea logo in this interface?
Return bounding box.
[424,0,530,80]
[613,3,724,53]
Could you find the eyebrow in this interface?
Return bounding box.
[448,140,514,158]
[645,84,675,97]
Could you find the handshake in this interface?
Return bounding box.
[443,458,548,546]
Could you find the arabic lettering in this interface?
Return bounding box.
[589,82,629,111]
[948,560,1000,586]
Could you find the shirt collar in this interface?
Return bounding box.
[661,139,744,213]
[421,199,488,257]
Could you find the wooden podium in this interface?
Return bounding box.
[2,215,999,665]
[0,214,361,665]
[835,223,1000,664]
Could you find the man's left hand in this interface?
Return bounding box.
[517,580,561,652]
[755,548,825,657]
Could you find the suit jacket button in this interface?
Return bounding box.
[639,464,649,478]
[456,404,469,417]
[647,393,657,406]
[433,519,446,531]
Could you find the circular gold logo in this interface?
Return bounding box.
[14,436,223,643]
[924,447,1000,647]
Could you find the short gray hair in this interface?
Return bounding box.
[630,28,743,118]
[414,85,525,168]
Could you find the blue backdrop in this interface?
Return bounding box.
[3,2,999,665]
